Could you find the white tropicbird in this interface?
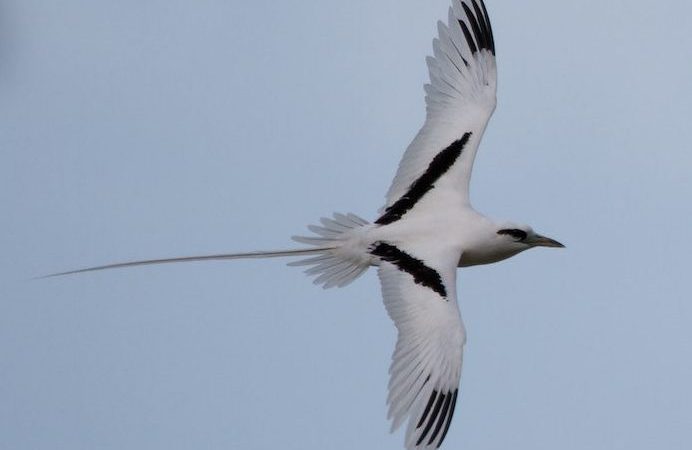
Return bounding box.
[48,1,564,448]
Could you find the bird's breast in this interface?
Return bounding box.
[457,242,525,267]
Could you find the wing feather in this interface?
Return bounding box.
[384,0,497,211]
[377,251,466,449]
[373,2,497,447]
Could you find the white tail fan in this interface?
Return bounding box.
[41,212,373,287]
[290,212,372,289]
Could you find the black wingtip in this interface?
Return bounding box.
[428,390,453,445]
[459,0,495,55]
[416,391,446,446]
[417,388,438,429]
[477,0,495,54]
[437,389,458,448]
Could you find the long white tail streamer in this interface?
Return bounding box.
[42,212,372,287]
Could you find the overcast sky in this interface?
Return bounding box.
[2,1,692,449]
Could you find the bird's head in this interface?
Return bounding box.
[458,222,564,267]
[496,223,564,251]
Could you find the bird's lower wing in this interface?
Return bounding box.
[376,247,465,449]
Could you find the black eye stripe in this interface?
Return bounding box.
[497,228,528,240]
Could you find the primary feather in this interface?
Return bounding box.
[385,0,496,210]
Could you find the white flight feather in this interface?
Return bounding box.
[384,0,497,210]
[378,252,465,450]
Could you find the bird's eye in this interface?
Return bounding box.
[497,228,528,241]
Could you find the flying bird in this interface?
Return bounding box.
[48,1,564,448]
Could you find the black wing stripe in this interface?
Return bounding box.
[437,389,459,448]
[428,390,453,445]
[417,392,447,446]
[376,132,472,226]
[371,243,447,299]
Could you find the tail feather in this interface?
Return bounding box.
[40,212,373,287]
[39,248,328,279]
[290,212,372,289]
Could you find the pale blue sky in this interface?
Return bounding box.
[2,1,691,449]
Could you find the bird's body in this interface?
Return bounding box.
[309,208,519,271]
[47,1,564,449]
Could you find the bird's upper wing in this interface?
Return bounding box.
[379,0,496,223]
[374,243,465,449]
